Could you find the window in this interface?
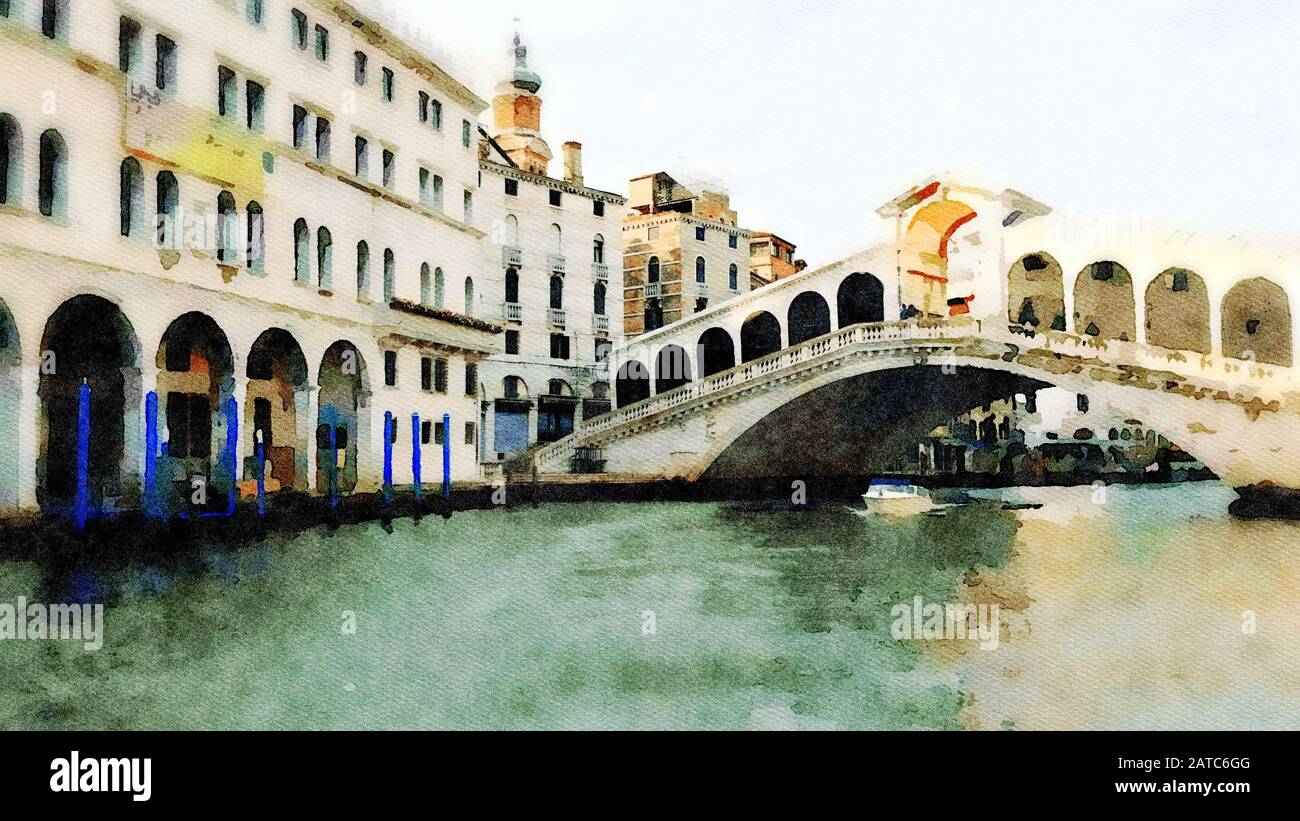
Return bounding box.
[119,158,142,238]
[462,120,472,149]
[381,67,394,102]
[464,422,476,446]
[291,9,308,49]
[695,298,708,313]
[1077,394,1090,413]
[156,35,177,93]
[246,0,264,25]
[464,277,475,314]
[729,234,738,249]
[166,393,212,460]
[432,175,444,211]
[118,17,141,75]
[505,178,518,197]
[317,227,333,289]
[356,241,371,299]
[420,421,432,445]
[421,356,432,391]
[695,226,706,242]
[434,421,446,446]
[550,334,571,361]
[382,149,395,189]
[504,376,521,399]
[419,91,429,123]
[246,201,265,271]
[595,341,611,363]
[314,24,329,62]
[420,263,431,305]
[593,235,605,263]
[156,171,179,248]
[217,67,237,120]
[1173,270,1190,292]
[434,268,445,308]
[217,191,237,264]
[505,330,520,355]
[0,115,18,207]
[594,282,607,316]
[434,358,448,394]
[696,256,706,283]
[291,106,308,150]
[647,256,660,283]
[464,363,477,396]
[383,249,395,301]
[246,81,265,132]
[505,269,519,304]
[430,99,442,130]
[1092,261,1115,282]
[315,117,331,163]
[549,189,562,208]
[463,190,473,224]
[647,226,659,240]
[41,0,66,41]
[384,351,397,387]
[728,263,738,291]
[293,219,310,284]
[353,51,367,85]
[550,276,564,311]
[354,135,369,178]
[37,129,66,218]
[594,200,605,217]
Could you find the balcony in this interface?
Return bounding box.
[502,246,522,268]
[729,288,742,297]
[691,280,710,297]
[645,282,663,299]
[503,302,523,323]
[593,314,610,334]
[592,262,609,282]
[548,308,567,328]
[548,254,567,275]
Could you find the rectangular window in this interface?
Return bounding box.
[462,120,472,148]
[550,334,571,361]
[218,66,237,120]
[647,226,659,241]
[354,51,367,85]
[292,106,308,149]
[464,363,477,396]
[434,358,448,394]
[421,357,432,392]
[381,67,394,102]
[434,422,446,446]
[291,9,308,49]
[41,0,59,39]
[729,234,738,249]
[384,350,397,387]
[464,421,476,446]
[354,135,369,178]
[419,168,430,205]
[246,0,264,25]
[596,340,611,363]
[432,175,444,211]
[593,200,605,217]
[156,35,177,93]
[0,0,9,18]
[430,99,442,130]
[118,17,141,75]
[505,330,520,356]
[505,178,518,197]
[246,80,265,132]
[695,226,706,242]
[421,421,432,446]
[549,190,562,208]
[314,24,329,62]
[316,116,331,163]
[419,91,429,123]
[382,149,395,189]
[463,190,473,224]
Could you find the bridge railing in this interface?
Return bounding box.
[534,318,978,474]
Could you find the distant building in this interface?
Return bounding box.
[622,172,752,337]
[747,232,799,289]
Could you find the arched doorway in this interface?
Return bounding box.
[0,297,20,511]
[317,341,370,494]
[245,329,310,492]
[1145,268,1210,354]
[741,311,782,362]
[1222,277,1292,366]
[655,345,693,393]
[156,312,236,512]
[698,328,735,378]
[1007,252,1065,331]
[38,295,142,515]
[616,360,651,407]
[1073,261,1136,341]
[837,273,885,327]
[787,291,831,345]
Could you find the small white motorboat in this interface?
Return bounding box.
[861,479,940,518]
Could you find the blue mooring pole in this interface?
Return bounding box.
[442,412,451,499]
[383,412,394,505]
[411,413,422,503]
[144,391,160,520]
[327,425,339,509]
[74,380,91,531]
[223,397,238,516]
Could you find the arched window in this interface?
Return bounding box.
[293,219,310,284]
[696,256,706,283]
[550,275,564,311]
[216,191,237,263]
[648,256,660,283]
[38,129,67,218]
[505,268,520,305]
[551,223,562,254]
[420,263,431,305]
[119,157,143,238]
[593,234,605,264]
[434,267,445,308]
[156,171,178,248]
[505,214,519,247]
[464,276,474,315]
[356,240,371,300]
[42,0,68,42]
[594,281,607,316]
[728,264,738,291]
[316,226,333,289]
[246,201,264,271]
[383,248,395,301]
[0,114,21,206]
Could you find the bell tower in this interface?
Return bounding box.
[491,30,553,175]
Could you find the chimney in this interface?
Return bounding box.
[562,142,583,187]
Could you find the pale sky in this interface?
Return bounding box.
[388,0,1300,268]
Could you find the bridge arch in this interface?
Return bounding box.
[1222,277,1292,366]
[616,359,651,406]
[837,273,885,328]
[787,291,832,346]
[245,328,310,493]
[1073,261,1136,341]
[655,345,693,393]
[1008,252,1065,331]
[698,328,736,378]
[1145,268,1211,354]
[317,341,370,494]
[741,311,782,363]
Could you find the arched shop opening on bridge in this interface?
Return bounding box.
[741,311,782,363]
[1074,261,1136,341]
[1145,268,1211,355]
[655,345,693,393]
[616,360,651,407]
[698,327,736,378]
[787,291,832,346]
[317,341,371,494]
[38,295,143,515]
[1222,277,1293,367]
[837,273,885,326]
[0,297,20,512]
[245,329,310,493]
[1008,252,1065,331]
[156,312,236,512]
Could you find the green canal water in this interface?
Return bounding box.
[2,483,1299,730]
